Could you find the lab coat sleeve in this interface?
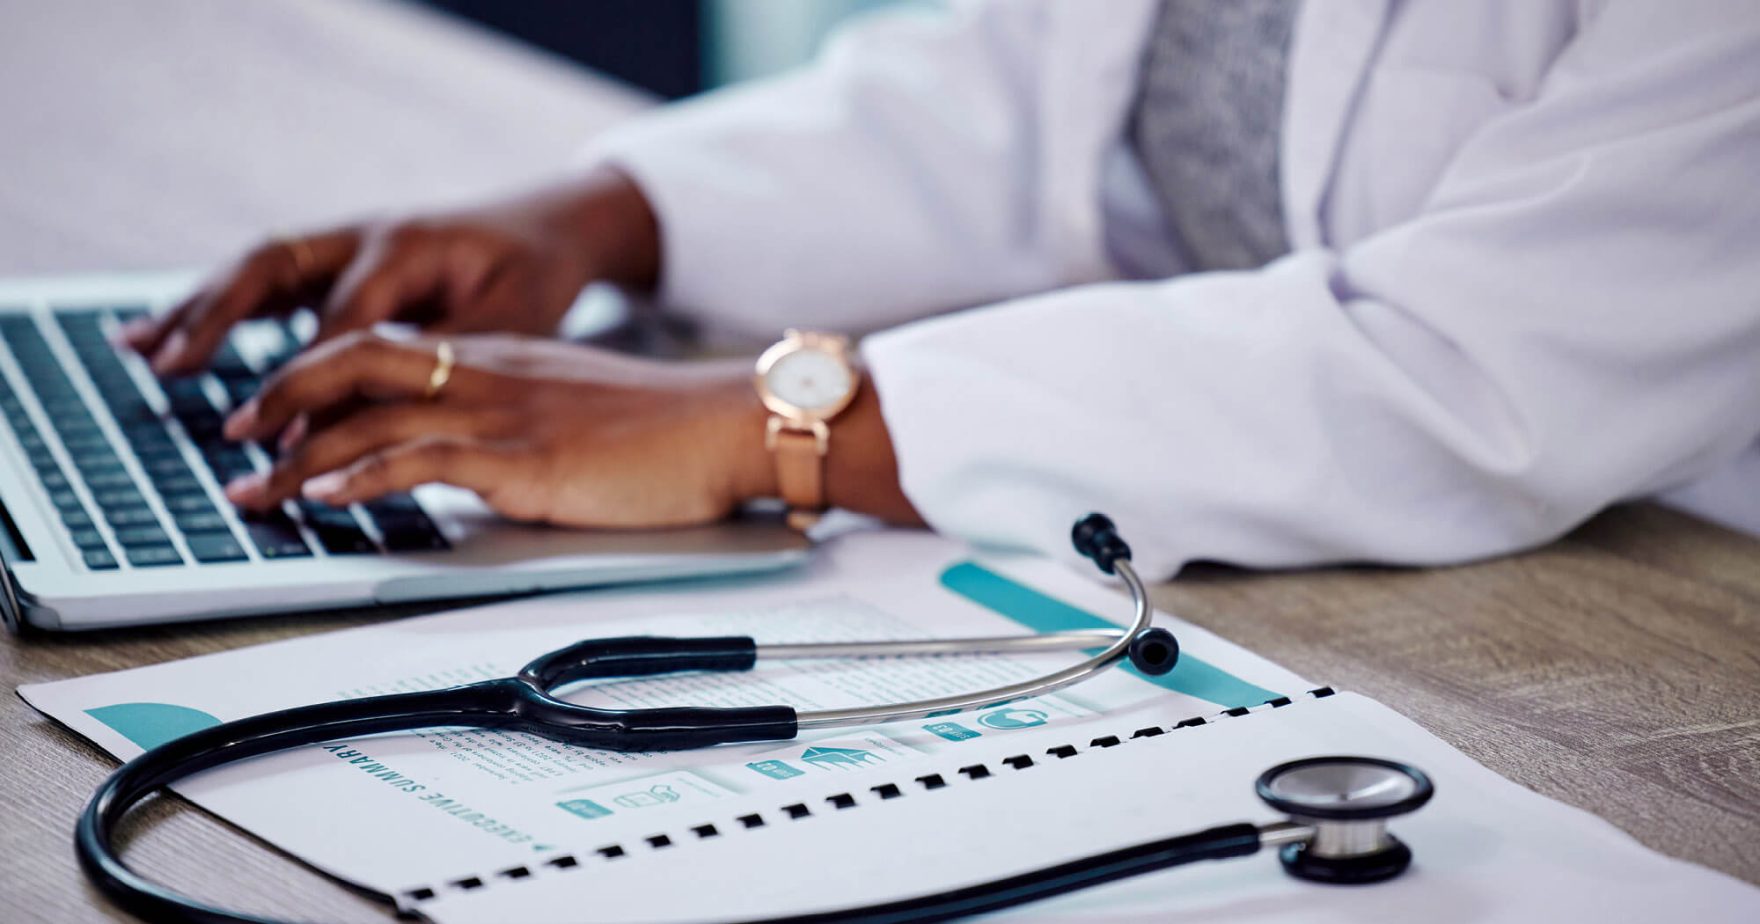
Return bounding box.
[585,0,1088,338]
[864,3,1760,576]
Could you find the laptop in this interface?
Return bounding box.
[0,271,810,632]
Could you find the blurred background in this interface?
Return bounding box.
[420,0,931,98]
[0,0,938,279]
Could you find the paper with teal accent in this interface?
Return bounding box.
[18,529,1312,907]
[424,692,1760,924]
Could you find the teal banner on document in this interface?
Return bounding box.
[939,562,1282,710]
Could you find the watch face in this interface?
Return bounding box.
[765,347,855,414]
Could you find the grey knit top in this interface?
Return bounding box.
[1129,0,1301,272]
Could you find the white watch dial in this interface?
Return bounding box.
[766,348,854,413]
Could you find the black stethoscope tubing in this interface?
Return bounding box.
[73,515,1202,923]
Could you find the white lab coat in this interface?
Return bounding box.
[591,0,1760,578]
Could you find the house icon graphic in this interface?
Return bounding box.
[800,746,881,769]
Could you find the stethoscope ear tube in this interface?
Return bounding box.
[78,688,509,924]
[74,677,802,923]
[1071,513,1132,575]
[73,512,1185,923]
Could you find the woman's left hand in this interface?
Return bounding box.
[221,332,778,528]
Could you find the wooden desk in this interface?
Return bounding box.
[2,3,1756,921]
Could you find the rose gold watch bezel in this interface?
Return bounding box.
[752,329,860,426]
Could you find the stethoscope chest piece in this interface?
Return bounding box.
[1256,756,1434,885]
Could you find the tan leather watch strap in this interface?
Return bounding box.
[772,427,827,524]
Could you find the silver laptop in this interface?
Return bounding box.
[0,272,809,632]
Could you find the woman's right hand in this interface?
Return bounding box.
[119,166,661,375]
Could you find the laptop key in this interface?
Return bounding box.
[82,468,138,490]
[180,411,226,441]
[203,454,257,484]
[59,429,113,453]
[297,500,360,529]
[72,460,127,484]
[124,544,183,567]
[315,524,378,555]
[143,454,197,479]
[364,493,423,515]
[162,378,215,416]
[153,475,207,499]
[161,492,219,514]
[82,547,119,570]
[243,513,311,559]
[40,397,91,419]
[103,396,155,425]
[221,377,260,406]
[211,342,254,379]
[93,486,147,509]
[69,527,109,550]
[377,516,449,552]
[151,468,204,489]
[173,509,230,532]
[72,446,123,468]
[114,524,172,547]
[75,454,126,473]
[124,421,177,447]
[185,530,249,563]
[103,505,160,527]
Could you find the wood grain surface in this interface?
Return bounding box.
[2,3,1756,922]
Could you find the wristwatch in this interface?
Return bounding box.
[754,329,861,528]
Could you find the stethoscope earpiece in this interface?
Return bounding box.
[1128,626,1179,675]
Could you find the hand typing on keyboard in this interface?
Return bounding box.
[113,168,925,530]
[114,167,658,376]
[217,333,831,529]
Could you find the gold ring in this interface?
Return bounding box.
[424,340,456,400]
[277,235,316,278]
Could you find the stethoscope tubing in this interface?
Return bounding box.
[749,821,1275,924]
[76,513,1182,923]
[792,559,1154,729]
[79,686,524,924]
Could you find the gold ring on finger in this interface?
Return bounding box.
[424,340,456,401]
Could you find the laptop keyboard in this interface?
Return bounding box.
[0,308,448,570]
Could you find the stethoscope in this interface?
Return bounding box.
[77,515,1433,923]
[758,754,1435,922]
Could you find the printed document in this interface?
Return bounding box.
[425,693,1760,924]
[19,529,1308,900]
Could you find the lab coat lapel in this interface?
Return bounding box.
[1043,0,1160,283]
[1282,0,1391,250]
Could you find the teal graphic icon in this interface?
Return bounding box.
[978,708,1050,730]
[929,721,985,742]
[800,746,881,770]
[924,722,981,742]
[85,702,221,750]
[747,759,806,780]
[556,799,613,820]
[613,784,680,809]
